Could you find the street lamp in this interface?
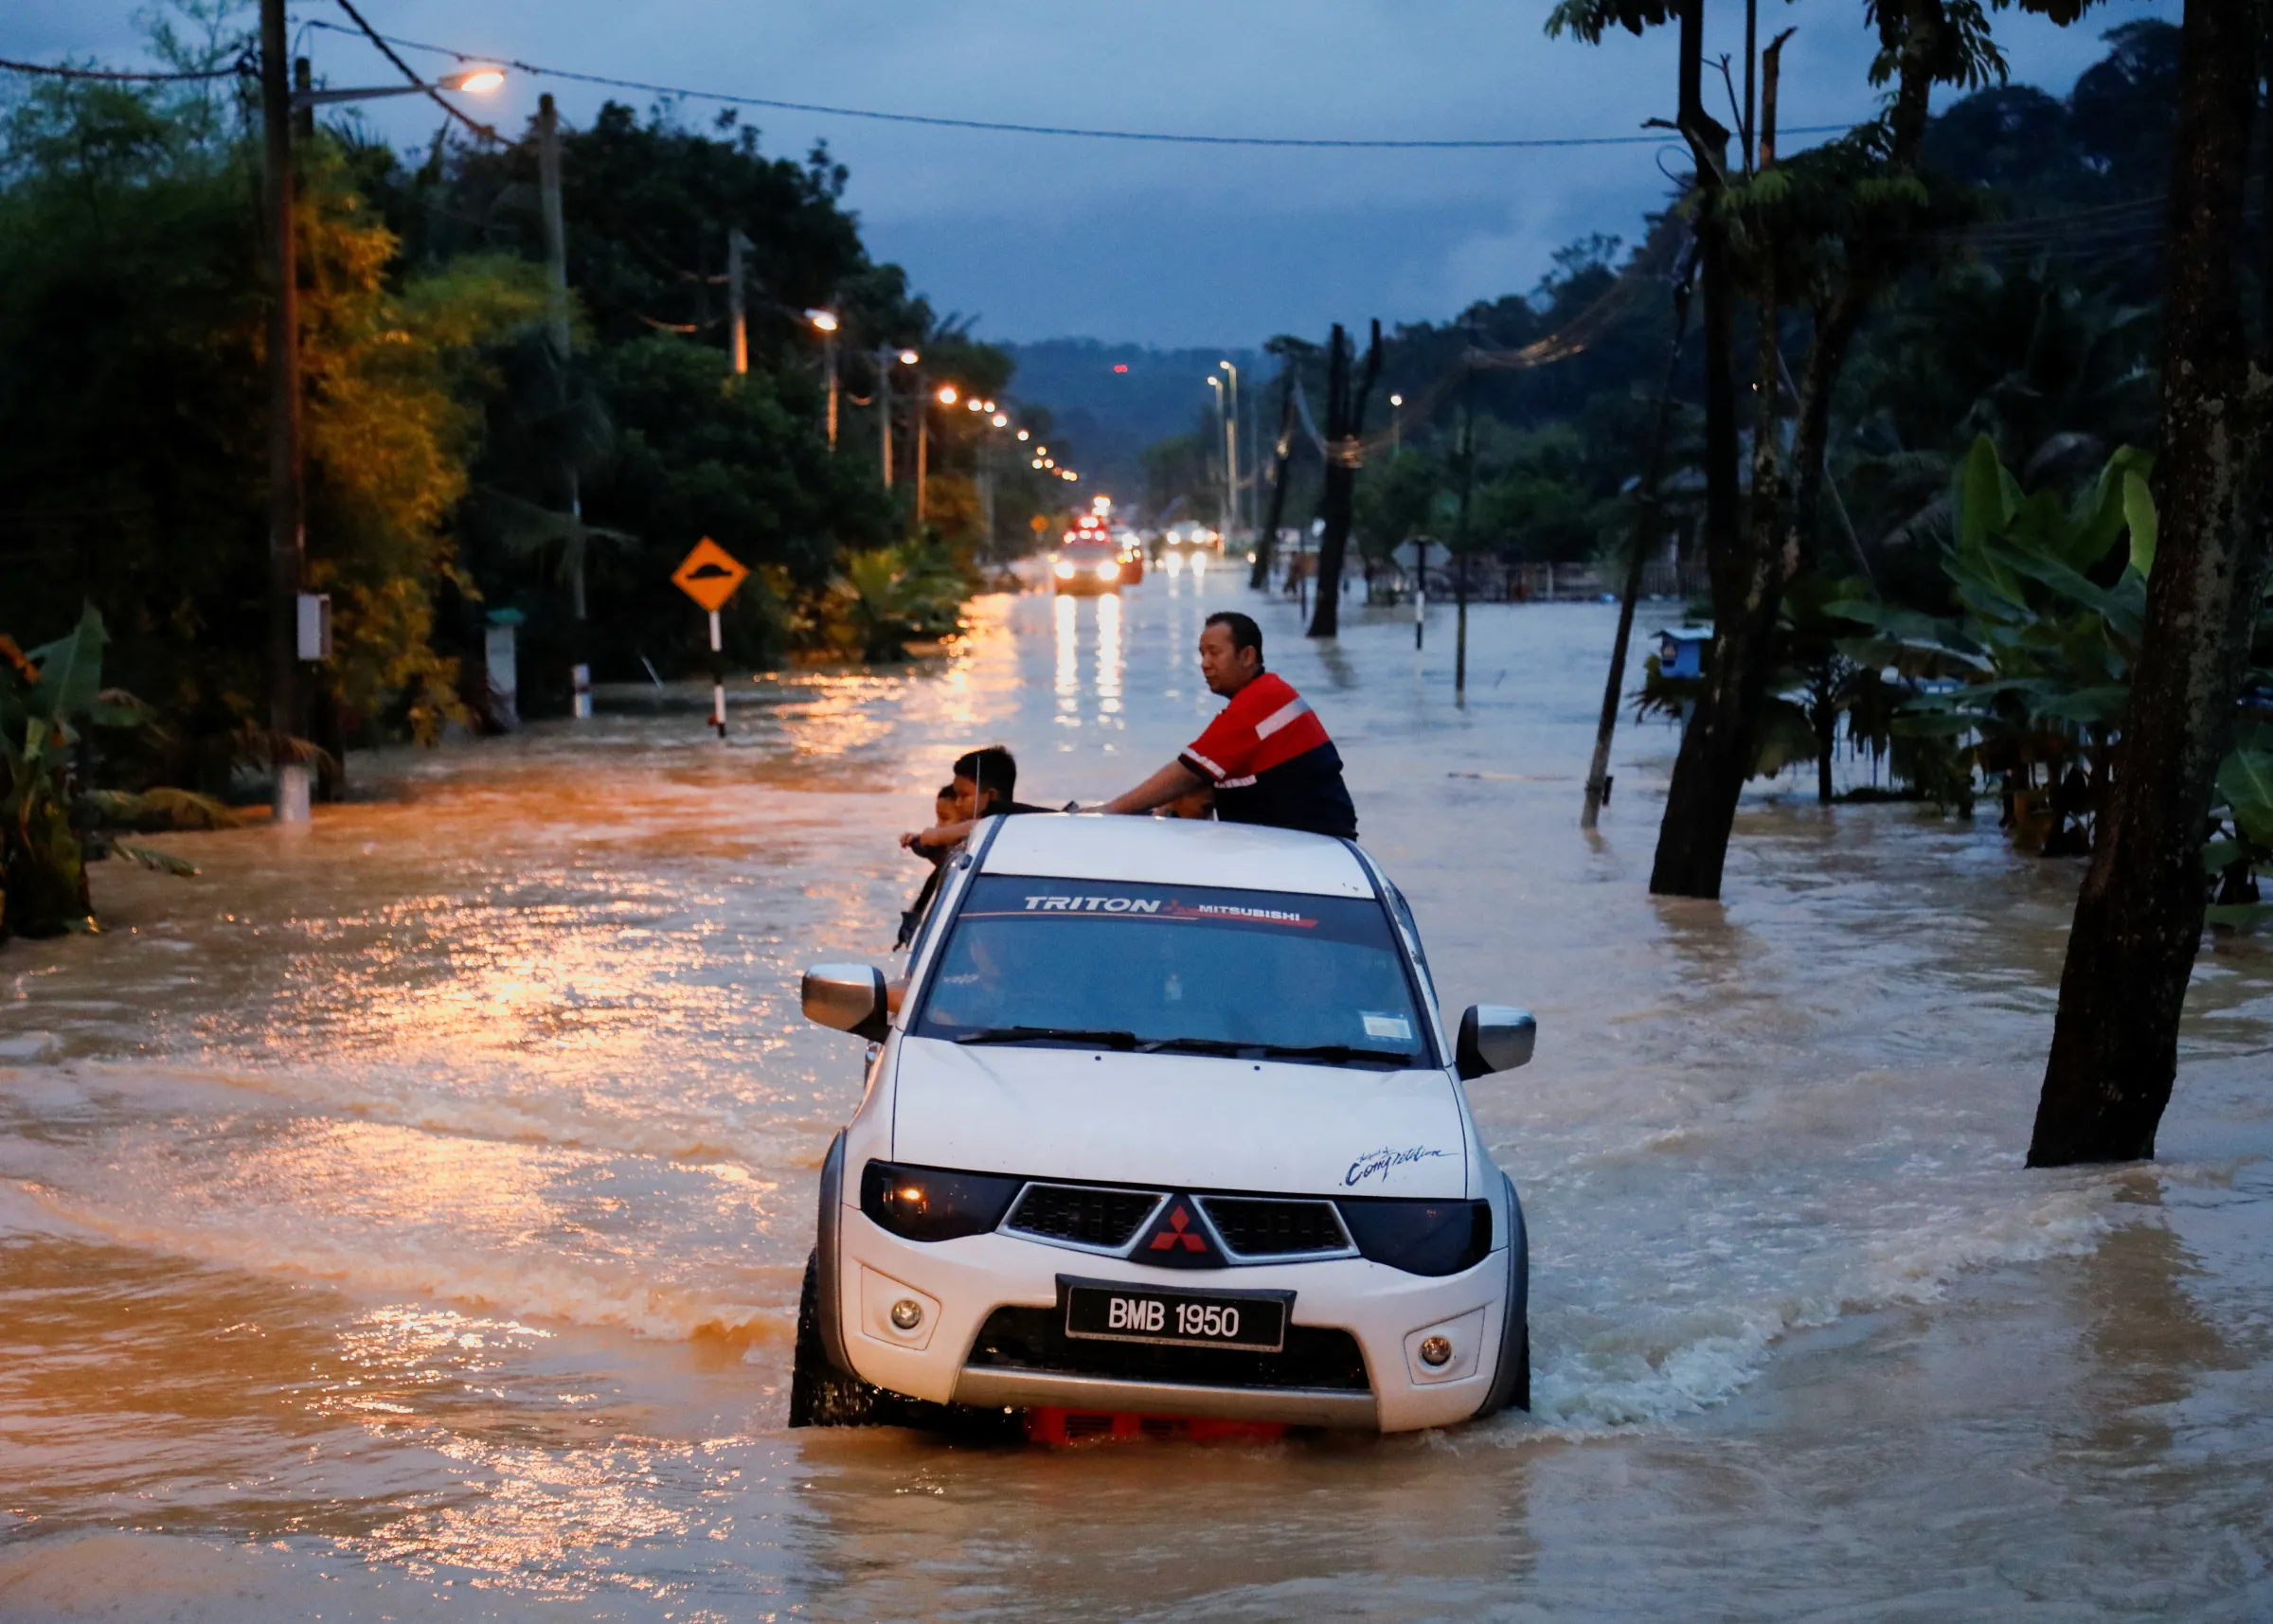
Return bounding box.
[291,65,507,109]
[878,348,920,488]
[1219,360,1243,539]
[1207,374,1232,537]
[937,384,958,405]
[1389,393,1404,451]
[807,311,840,447]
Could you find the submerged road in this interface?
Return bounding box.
[3,569,2271,1618]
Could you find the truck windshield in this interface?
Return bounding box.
[909,876,1433,1068]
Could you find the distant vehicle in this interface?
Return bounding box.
[1053,541,1123,595]
[1053,513,1126,594]
[790,814,1537,1437]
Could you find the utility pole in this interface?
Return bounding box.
[1207,374,1229,537]
[260,0,307,820]
[535,93,590,719]
[824,328,838,447]
[726,228,751,375]
[1220,361,1242,548]
[915,379,929,525]
[879,349,894,489]
[1584,240,1700,830]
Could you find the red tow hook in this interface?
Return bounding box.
[1025,1407,1288,1446]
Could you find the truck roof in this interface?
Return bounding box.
[978,813,1374,898]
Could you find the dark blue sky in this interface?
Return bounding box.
[7,0,2168,348]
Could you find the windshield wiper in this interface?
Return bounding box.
[951,1026,1140,1050]
[1134,1036,1255,1057]
[1247,1042,1417,1067]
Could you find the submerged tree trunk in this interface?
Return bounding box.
[1644,0,1746,897]
[1648,1,1932,898]
[1309,321,1382,639]
[1251,373,1296,592]
[2030,0,2271,1167]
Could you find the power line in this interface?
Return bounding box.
[302,18,1856,152]
[0,56,247,82]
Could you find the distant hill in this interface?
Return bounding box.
[999,339,1264,519]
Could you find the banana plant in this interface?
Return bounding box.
[2,606,224,940]
[1833,435,2156,851]
[2206,736,2273,932]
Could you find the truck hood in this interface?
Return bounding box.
[887,1037,1472,1198]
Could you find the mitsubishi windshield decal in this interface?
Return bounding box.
[1344,1146,1455,1187]
[958,892,1321,928]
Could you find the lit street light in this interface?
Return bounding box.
[1389,392,1404,450]
[807,311,839,447]
[291,65,507,108]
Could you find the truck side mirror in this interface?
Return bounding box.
[1456,1005,1536,1080]
[802,963,890,1043]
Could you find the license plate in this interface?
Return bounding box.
[1061,1276,1291,1353]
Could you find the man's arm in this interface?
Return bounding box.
[1099,759,1209,816]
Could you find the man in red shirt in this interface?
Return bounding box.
[1100,612,1358,838]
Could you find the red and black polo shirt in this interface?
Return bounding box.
[1178,670,1358,838]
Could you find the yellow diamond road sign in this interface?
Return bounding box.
[672,538,748,613]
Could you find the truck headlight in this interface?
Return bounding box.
[860,1160,1023,1241]
[1335,1197,1493,1276]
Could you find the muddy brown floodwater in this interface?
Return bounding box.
[4,570,2271,1621]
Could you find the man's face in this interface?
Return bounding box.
[949,776,983,821]
[1197,624,1260,697]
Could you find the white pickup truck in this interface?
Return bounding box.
[792,813,1534,1435]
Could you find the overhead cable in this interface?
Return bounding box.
[302,17,1857,152]
[0,55,247,82]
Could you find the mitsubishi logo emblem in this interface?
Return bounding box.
[1149,1205,1208,1254]
[1138,1200,1220,1267]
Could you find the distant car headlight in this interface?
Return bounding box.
[1054,559,1077,580]
[1336,1197,1493,1276]
[1096,560,1119,580]
[860,1160,1024,1242]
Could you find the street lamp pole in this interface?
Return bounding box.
[260,0,306,820]
[806,312,839,447]
[1219,361,1241,546]
[916,379,933,525]
[1207,374,1227,539]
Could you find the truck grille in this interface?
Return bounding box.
[1196,1196,1353,1260]
[966,1306,1371,1393]
[1003,1183,1165,1251]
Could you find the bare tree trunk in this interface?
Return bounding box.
[1644,0,1745,896]
[2030,0,2271,1167]
[1251,373,1296,591]
[1648,0,1933,898]
[1309,321,1383,639]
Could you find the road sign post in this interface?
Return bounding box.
[671,538,749,740]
